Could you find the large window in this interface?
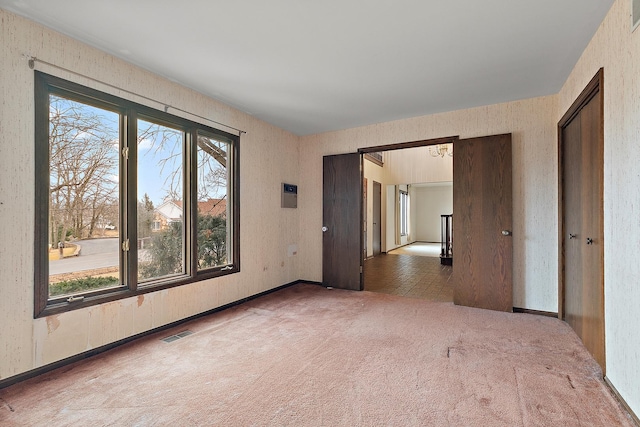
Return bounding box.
[399,190,408,237]
[35,72,240,317]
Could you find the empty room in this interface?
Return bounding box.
[0,0,639,425]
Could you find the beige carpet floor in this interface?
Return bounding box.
[0,284,634,426]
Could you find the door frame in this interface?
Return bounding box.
[359,136,458,155]
[359,136,459,259]
[357,136,458,286]
[557,68,604,320]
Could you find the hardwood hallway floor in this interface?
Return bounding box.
[363,252,453,302]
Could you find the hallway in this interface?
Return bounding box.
[363,251,453,302]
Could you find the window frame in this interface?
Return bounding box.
[34,71,240,318]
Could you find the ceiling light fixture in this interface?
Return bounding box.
[429,144,453,158]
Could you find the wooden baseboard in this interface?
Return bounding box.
[0,279,310,390]
[302,280,323,286]
[512,307,558,318]
[605,376,640,426]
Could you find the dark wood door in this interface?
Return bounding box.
[363,178,368,259]
[323,153,363,290]
[372,181,382,256]
[453,134,513,312]
[562,116,584,340]
[560,69,605,373]
[580,95,605,371]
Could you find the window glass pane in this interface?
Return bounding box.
[196,132,231,270]
[137,119,185,282]
[48,95,121,297]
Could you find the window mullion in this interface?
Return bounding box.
[34,71,239,318]
[125,109,138,290]
[186,129,197,278]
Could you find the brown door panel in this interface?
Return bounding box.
[323,153,363,290]
[453,134,513,312]
[559,69,605,374]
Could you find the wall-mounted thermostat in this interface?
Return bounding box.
[282,183,297,208]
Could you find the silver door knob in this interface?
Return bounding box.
[322,226,328,232]
[501,230,512,236]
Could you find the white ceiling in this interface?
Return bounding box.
[1,0,614,136]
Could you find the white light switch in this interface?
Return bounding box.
[287,244,298,257]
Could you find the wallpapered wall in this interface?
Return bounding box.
[0,10,300,378]
[299,95,558,313]
[557,0,640,416]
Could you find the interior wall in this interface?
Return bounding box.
[385,186,397,252]
[0,10,300,380]
[409,185,418,242]
[413,184,454,242]
[363,159,385,257]
[383,145,453,184]
[398,184,409,246]
[300,95,558,313]
[557,0,640,416]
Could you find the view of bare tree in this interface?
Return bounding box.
[197,135,227,201]
[49,95,119,243]
[48,95,231,292]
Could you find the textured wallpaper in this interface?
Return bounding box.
[299,95,558,313]
[558,0,640,417]
[0,9,300,377]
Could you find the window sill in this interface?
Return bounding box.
[36,266,239,318]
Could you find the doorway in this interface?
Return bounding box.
[364,251,454,300]
[365,179,454,300]
[323,134,513,313]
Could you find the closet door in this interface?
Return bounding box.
[578,87,605,371]
[562,112,584,341]
[560,69,604,374]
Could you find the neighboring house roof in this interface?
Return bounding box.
[160,198,227,219]
[196,198,227,217]
[154,200,183,222]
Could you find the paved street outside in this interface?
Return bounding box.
[49,238,119,275]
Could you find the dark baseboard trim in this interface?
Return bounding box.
[605,376,640,426]
[0,279,313,391]
[512,307,558,318]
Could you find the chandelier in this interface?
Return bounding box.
[428,144,453,158]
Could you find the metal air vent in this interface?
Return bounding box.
[161,330,193,343]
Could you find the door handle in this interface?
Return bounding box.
[322,226,328,232]
[569,233,576,239]
[586,237,593,245]
[501,230,512,236]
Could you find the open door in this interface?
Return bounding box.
[323,153,363,290]
[453,134,513,312]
